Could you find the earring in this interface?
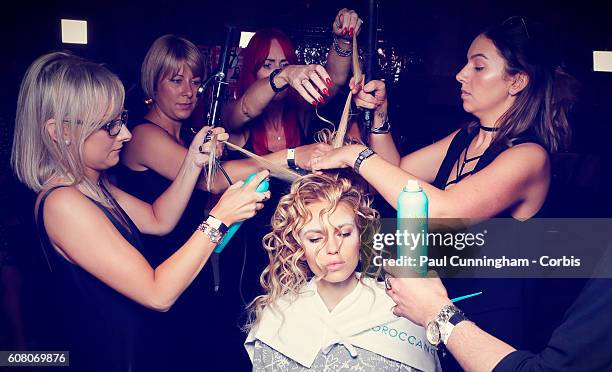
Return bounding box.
[144,98,153,105]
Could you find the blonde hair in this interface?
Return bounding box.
[11,51,125,204]
[141,34,204,101]
[246,173,380,330]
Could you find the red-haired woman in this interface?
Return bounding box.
[223,8,361,159]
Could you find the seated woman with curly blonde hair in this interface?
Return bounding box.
[245,174,440,371]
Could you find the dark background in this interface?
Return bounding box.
[2,1,612,203]
[1,0,612,365]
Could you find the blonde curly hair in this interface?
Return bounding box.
[246,173,380,330]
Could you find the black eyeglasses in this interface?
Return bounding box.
[102,110,128,136]
[502,16,530,39]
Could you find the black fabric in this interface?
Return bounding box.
[430,127,586,371]
[36,186,152,372]
[114,121,219,370]
[493,248,612,372]
[433,126,544,205]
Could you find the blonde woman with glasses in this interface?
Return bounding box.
[11,51,270,372]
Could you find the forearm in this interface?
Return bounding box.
[344,145,449,215]
[150,156,201,233]
[326,41,352,96]
[151,230,216,310]
[223,77,278,131]
[207,151,286,194]
[447,321,516,372]
[368,107,400,166]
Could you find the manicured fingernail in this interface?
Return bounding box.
[312,100,318,106]
[317,96,324,103]
[349,27,354,37]
[322,88,329,96]
[343,27,347,35]
[326,78,333,87]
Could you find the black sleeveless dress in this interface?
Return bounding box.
[113,121,220,370]
[36,186,153,372]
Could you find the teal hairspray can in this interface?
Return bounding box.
[397,180,428,276]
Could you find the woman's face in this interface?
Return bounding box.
[455,35,516,124]
[256,39,290,100]
[154,64,201,121]
[299,200,361,285]
[83,109,132,174]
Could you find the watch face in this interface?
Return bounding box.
[426,321,441,345]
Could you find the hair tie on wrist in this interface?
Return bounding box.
[269,68,289,93]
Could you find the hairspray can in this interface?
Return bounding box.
[397,180,428,276]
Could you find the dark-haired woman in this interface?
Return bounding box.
[313,16,578,360]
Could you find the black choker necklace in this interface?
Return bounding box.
[479,124,498,132]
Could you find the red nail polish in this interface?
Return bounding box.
[312,100,317,106]
[318,96,324,103]
[343,27,347,35]
[322,88,329,96]
[349,27,354,37]
[326,78,333,87]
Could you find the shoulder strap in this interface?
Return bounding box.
[432,127,475,189]
[36,186,68,271]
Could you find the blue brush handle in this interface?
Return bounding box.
[214,173,269,253]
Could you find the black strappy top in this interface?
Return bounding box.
[36,186,152,372]
[433,126,545,190]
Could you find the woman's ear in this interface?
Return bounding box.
[509,72,529,96]
[46,119,72,145]
[45,119,59,142]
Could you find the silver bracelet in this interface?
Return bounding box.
[332,35,352,57]
[353,147,375,174]
[197,221,223,244]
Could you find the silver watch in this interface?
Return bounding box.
[426,304,468,346]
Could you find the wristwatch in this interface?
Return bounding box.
[206,215,229,235]
[286,148,297,169]
[426,304,468,346]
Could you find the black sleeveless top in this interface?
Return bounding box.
[433,126,546,218]
[114,121,209,266]
[36,186,153,372]
[430,127,585,369]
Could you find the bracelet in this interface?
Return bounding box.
[269,68,289,93]
[353,147,375,174]
[370,117,391,134]
[197,221,223,244]
[332,35,352,57]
